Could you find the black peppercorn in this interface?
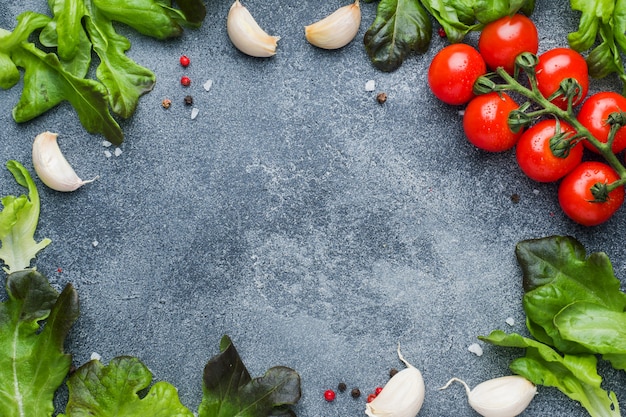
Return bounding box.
[184,95,193,105]
[350,388,361,398]
[389,368,399,378]
[338,382,347,392]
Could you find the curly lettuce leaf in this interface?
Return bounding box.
[364,0,432,72]
[198,335,301,417]
[568,0,626,93]
[0,269,79,417]
[515,235,626,353]
[60,356,193,417]
[481,330,621,417]
[0,160,51,273]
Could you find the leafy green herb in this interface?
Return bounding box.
[60,356,194,417]
[363,0,535,72]
[0,269,79,417]
[1,0,206,144]
[481,330,621,417]
[363,0,432,72]
[481,235,626,417]
[568,0,626,94]
[0,160,51,273]
[199,335,302,417]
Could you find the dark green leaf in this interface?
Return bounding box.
[0,270,79,416]
[62,356,194,417]
[198,335,301,417]
[516,236,626,353]
[364,0,432,72]
[172,0,207,26]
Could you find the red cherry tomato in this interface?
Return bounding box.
[478,14,539,74]
[577,91,626,153]
[515,119,583,182]
[558,161,624,226]
[428,43,487,105]
[463,92,523,152]
[535,47,588,110]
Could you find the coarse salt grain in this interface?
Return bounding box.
[365,80,376,91]
[191,107,199,119]
[92,240,99,247]
[114,147,122,157]
[104,150,112,158]
[468,343,483,356]
[102,140,112,148]
[506,317,515,326]
[90,352,102,361]
[203,79,213,91]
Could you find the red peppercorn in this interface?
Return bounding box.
[375,386,383,395]
[438,27,446,37]
[179,55,190,67]
[367,394,377,403]
[324,389,336,402]
[180,76,191,87]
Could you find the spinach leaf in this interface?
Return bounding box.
[516,235,626,353]
[0,269,79,417]
[60,356,194,417]
[481,330,621,417]
[0,160,51,273]
[198,335,301,417]
[364,0,432,72]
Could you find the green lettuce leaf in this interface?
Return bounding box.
[515,235,626,353]
[198,335,301,417]
[481,330,621,417]
[0,269,79,417]
[568,0,626,93]
[0,160,51,273]
[363,0,432,72]
[60,356,194,417]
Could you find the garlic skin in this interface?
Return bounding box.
[32,131,96,192]
[305,0,361,50]
[365,345,425,417]
[440,375,537,417]
[227,0,280,57]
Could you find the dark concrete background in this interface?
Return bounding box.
[1,0,625,415]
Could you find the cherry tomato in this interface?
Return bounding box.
[515,119,583,182]
[463,92,523,152]
[577,91,626,154]
[558,161,624,226]
[478,14,539,74]
[428,43,487,105]
[535,47,588,110]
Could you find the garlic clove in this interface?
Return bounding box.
[304,0,361,50]
[440,375,537,417]
[32,131,97,192]
[365,344,425,417]
[227,0,280,57]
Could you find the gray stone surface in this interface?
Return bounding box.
[1,0,625,416]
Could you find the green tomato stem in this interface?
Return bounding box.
[494,67,626,184]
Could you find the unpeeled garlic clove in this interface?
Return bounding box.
[304,0,361,50]
[365,344,425,417]
[440,375,537,417]
[32,131,97,192]
[227,0,280,57]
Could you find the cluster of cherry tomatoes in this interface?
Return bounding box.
[427,14,626,226]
